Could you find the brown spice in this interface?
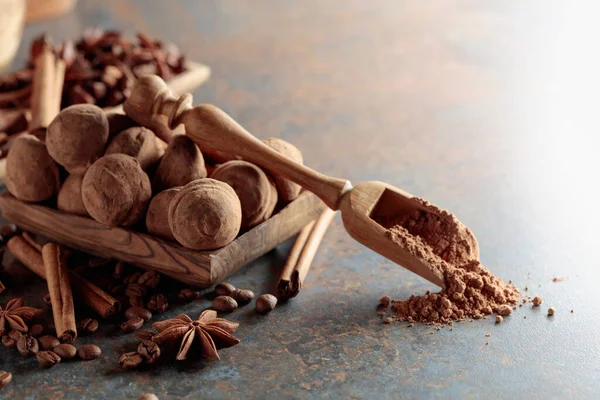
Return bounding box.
[380,198,519,324]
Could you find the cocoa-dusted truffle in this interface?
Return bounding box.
[5,134,60,202]
[57,174,88,216]
[105,127,164,171]
[168,178,241,250]
[262,137,303,203]
[82,154,151,226]
[46,104,109,174]
[106,112,138,139]
[211,160,277,229]
[145,187,181,241]
[152,135,207,192]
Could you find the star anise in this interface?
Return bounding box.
[0,298,42,336]
[151,311,240,361]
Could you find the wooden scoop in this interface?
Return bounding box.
[125,76,455,287]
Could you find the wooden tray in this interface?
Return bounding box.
[0,191,326,287]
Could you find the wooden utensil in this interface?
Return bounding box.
[125,76,474,287]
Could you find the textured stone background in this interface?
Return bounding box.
[1,1,598,399]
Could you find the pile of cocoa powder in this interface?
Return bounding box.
[377,198,519,324]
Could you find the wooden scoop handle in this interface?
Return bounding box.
[180,104,352,210]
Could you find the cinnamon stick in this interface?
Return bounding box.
[277,208,336,299]
[43,243,77,343]
[22,231,42,252]
[6,236,120,318]
[29,44,64,130]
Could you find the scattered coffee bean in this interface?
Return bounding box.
[38,335,60,350]
[124,272,142,285]
[120,317,144,333]
[125,307,152,321]
[0,371,12,388]
[232,289,254,305]
[36,350,61,368]
[2,330,22,348]
[533,296,543,306]
[129,295,145,308]
[138,271,160,289]
[119,351,143,370]
[147,294,168,313]
[215,282,236,296]
[138,394,159,400]
[28,324,44,338]
[135,330,155,342]
[137,340,161,364]
[548,307,555,316]
[78,344,102,360]
[212,296,238,312]
[53,343,77,360]
[125,283,147,298]
[17,334,39,356]
[178,288,200,302]
[256,294,277,314]
[79,318,99,335]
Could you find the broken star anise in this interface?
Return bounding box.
[0,298,42,336]
[151,310,240,361]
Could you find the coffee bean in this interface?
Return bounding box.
[16,334,39,356]
[129,295,145,308]
[2,330,22,348]
[138,271,160,289]
[28,324,44,338]
[215,282,236,296]
[178,288,200,302]
[232,289,255,305]
[147,294,168,313]
[0,371,12,388]
[124,272,142,285]
[120,317,144,333]
[119,351,143,370]
[135,330,155,342]
[79,318,99,335]
[53,343,77,360]
[78,344,101,360]
[256,294,277,314]
[125,283,147,298]
[38,335,60,350]
[212,296,238,313]
[36,350,61,368]
[125,307,152,321]
[108,282,125,295]
[137,340,161,364]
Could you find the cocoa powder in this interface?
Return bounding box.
[378,198,519,324]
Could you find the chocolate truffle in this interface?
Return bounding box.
[82,154,151,226]
[262,137,303,203]
[145,187,181,241]
[57,174,88,216]
[46,104,109,174]
[105,126,164,171]
[152,135,207,192]
[5,134,60,202]
[211,160,277,229]
[168,178,241,250]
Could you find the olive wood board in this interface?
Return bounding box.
[0,60,211,182]
[0,191,326,287]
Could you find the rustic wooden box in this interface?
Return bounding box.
[0,191,326,287]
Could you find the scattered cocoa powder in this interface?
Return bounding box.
[378,198,519,324]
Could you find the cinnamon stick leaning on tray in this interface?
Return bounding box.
[6,235,121,318]
[43,243,77,343]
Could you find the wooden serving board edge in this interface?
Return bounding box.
[0,191,325,287]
